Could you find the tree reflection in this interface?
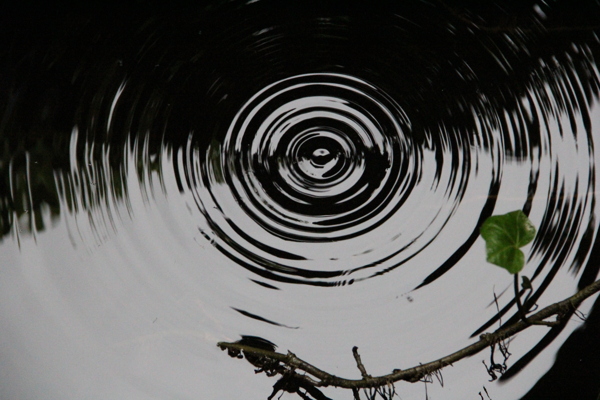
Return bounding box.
[2,0,599,239]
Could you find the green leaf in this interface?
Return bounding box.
[480,210,536,274]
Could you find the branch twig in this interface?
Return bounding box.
[352,347,371,379]
[218,278,600,390]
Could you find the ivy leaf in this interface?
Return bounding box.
[480,210,536,274]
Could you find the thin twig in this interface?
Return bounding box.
[352,347,371,379]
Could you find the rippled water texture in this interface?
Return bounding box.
[2,2,600,399]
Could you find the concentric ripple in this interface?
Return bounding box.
[3,3,600,399]
[224,73,415,237]
[188,73,473,285]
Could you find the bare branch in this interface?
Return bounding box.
[218,278,600,390]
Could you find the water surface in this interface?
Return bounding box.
[1,2,600,399]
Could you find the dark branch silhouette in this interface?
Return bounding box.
[218,278,600,394]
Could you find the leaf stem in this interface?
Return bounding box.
[514,273,529,323]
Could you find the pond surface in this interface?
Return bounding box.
[1,2,600,399]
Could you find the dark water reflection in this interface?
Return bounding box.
[1,1,600,399]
